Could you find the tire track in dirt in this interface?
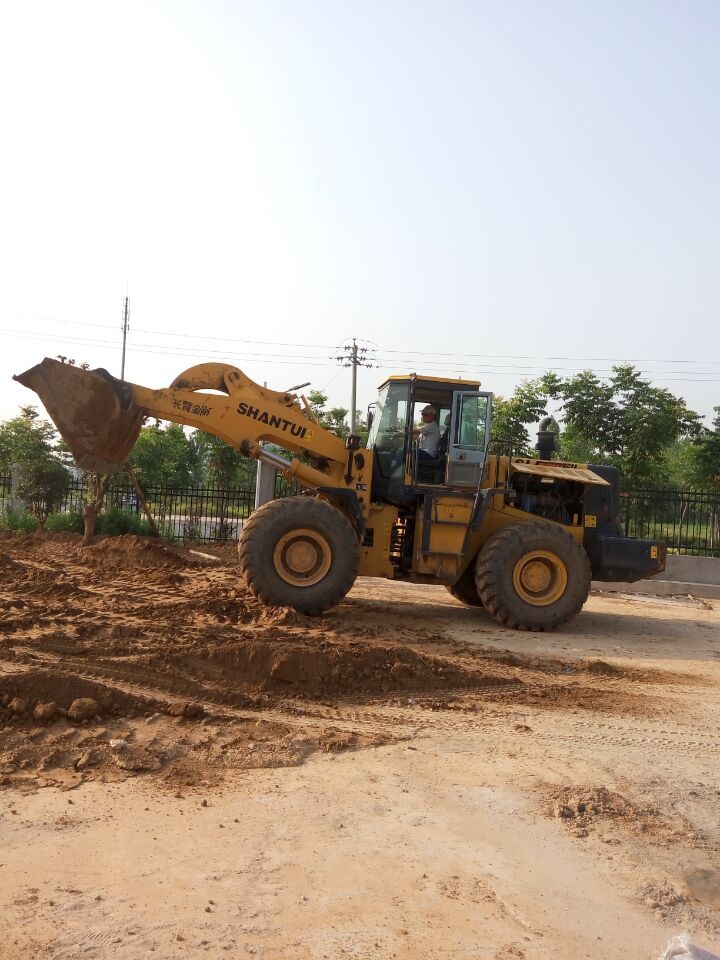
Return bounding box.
[0,531,713,793]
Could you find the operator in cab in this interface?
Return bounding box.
[413,405,440,463]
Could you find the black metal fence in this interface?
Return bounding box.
[2,471,719,555]
[621,488,720,557]
[0,472,303,543]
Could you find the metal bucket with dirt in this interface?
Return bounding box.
[14,358,143,471]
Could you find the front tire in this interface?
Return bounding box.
[446,563,483,607]
[239,497,358,614]
[475,523,591,631]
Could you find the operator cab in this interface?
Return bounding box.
[367,375,492,503]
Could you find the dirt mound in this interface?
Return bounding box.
[0,530,666,797]
[84,534,189,569]
[580,659,689,685]
[184,582,312,627]
[0,661,394,790]
[168,637,490,698]
[0,551,24,574]
[0,665,166,718]
[547,784,698,845]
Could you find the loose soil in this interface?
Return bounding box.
[1,531,719,959]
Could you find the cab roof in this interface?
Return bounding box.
[379,374,482,389]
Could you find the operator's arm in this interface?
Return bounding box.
[412,422,432,439]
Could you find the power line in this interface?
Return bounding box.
[378,347,720,365]
[0,310,337,350]
[7,326,719,376]
[0,310,120,331]
[370,357,720,375]
[0,328,336,361]
[5,329,720,382]
[5,326,720,383]
[3,309,719,365]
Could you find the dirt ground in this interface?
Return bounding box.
[1,531,719,959]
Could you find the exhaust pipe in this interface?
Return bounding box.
[536,416,556,461]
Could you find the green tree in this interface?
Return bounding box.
[126,422,198,488]
[190,431,254,486]
[662,438,703,487]
[0,406,71,529]
[490,380,548,455]
[307,390,350,439]
[307,389,371,448]
[543,365,701,487]
[0,406,58,470]
[186,431,255,538]
[688,406,720,488]
[16,460,70,528]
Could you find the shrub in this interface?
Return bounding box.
[45,511,85,534]
[96,507,152,537]
[16,460,70,528]
[0,505,39,532]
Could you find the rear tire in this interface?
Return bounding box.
[239,497,358,614]
[446,563,483,607]
[475,523,591,631]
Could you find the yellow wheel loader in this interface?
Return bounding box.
[15,358,666,630]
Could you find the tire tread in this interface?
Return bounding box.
[238,497,358,614]
[474,523,590,631]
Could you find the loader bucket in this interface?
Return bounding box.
[14,358,143,472]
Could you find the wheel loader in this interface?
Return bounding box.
[14,358,666,630]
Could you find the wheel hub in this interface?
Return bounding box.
[273,528,332,587]
[512,549,568,606]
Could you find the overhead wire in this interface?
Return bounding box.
[2,309,719,365]
[4,320,720,383]
[5,329,720,383]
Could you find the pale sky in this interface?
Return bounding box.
[1,0,718,430]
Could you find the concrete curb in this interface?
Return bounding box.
[591,554,720,600]
[591,580,720,601]
[591,552,720,601]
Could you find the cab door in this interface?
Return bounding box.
[446,391,492,488]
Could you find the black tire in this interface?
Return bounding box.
[475,523,591,631]
[445,562,483,607]
[238,497,358,614]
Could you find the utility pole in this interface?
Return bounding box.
[335,338,374,434]
[120,296,129,381]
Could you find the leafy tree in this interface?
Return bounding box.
[662,438,704,488]
[555,425,599,466]
[307,390,350,439]
[190,431,255,486]
[187,430,255,537]
[687,406,720,488]
[490,380,548,455]
[0,406,70,529]
[0,406,58,470]
[307,389,371,447]
[126,422,198,488]
[16,460,70,528]
[698,406,720,486]
[543,365,701,487]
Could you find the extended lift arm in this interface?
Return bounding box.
[14,358,356,494]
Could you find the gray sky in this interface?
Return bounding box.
[2,0,718,427]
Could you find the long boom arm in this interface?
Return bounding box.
[14,358,353,492]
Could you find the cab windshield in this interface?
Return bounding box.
[367,381,409,478]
